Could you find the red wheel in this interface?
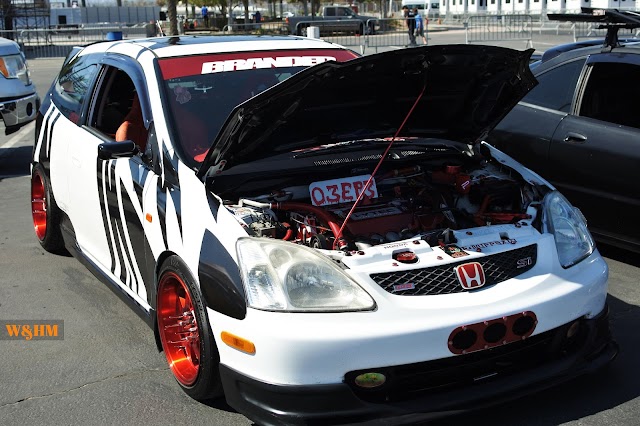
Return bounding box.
[156,256,223,399]
[158,271,201,386]
[31,171,47,241]
[31,164,64,253]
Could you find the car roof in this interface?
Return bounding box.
[78,35,351,60]
[540,38,640,63]
[535,40,640,72]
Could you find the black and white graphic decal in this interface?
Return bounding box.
[96,159,151,306]
[33,105,62,164]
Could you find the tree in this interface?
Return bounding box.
[167,0,178,35]
[1,0,14,35]
[203,0,226,26]
[242,0,249,23]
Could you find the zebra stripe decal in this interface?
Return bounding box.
[33,106,60,164]
[96,159,150,302]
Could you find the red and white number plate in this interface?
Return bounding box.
[309,175,378,207]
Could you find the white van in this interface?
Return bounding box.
[401,0,440,19]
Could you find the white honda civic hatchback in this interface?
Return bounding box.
[32,35,617,425]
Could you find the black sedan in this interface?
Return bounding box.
[488,38,640,252]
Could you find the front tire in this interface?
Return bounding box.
[31,163,65,253]
[157,255,223,400]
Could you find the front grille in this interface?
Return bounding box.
[370,244,537,296]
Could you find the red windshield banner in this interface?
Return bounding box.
[159,49,358,80]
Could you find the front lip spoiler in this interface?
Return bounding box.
[219,305,617,426]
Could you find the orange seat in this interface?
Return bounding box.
[115,94,148,152]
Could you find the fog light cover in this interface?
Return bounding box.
[354,372,386,388]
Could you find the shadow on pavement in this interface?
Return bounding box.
[0,145,32,181]
[202,396,240,414]
[599,243,640,268]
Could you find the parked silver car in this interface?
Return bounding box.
[0,37,39,134]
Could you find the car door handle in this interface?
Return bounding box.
[564,132,587,143]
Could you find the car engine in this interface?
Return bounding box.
[221,156,540,251]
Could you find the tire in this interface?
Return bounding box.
[368,22,376,35]
[31,163,65,253]
[157,255,223,401]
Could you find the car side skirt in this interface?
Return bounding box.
[59,212,156,329]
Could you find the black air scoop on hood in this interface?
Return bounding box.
[198,45,536,177]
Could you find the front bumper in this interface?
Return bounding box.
[0,92,39,128]
[220,305,617,426]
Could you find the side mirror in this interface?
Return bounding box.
[98,141,138,160]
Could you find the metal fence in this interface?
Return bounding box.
[465,15,533,48]
[1,26,149,59]
[293,20,374,54]
[571,21,639,42]
[364,18,427,54]
[11,13,640,60]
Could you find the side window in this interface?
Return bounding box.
[89,66,150,151]
[578,62,640,129]
[54,56,98,124]
[522,58,586,112]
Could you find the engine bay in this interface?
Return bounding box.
[211,143,544,251]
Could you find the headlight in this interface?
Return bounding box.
[0,54,31,85]
[543,191,594,268]
[236,238,375,312]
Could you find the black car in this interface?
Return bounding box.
[489,9,640,252]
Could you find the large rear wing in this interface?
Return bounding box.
[548,8,640,48]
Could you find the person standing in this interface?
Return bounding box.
[201,5,209,28]
[145,19,159,37]
[414,8,427,45]
[403,6,417,47]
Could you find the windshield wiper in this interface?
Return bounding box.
[292,139,459,159]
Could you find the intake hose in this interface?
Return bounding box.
[275,202,345,249]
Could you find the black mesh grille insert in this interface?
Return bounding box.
[370,244,537,296]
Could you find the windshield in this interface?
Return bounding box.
[158,49,358,166]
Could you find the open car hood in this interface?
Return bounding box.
[198,45,535,177]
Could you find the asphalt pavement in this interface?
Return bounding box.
[0,32,638,426]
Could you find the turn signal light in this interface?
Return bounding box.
[221,331,256,355]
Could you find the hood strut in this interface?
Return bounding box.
[333,83,428,250]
